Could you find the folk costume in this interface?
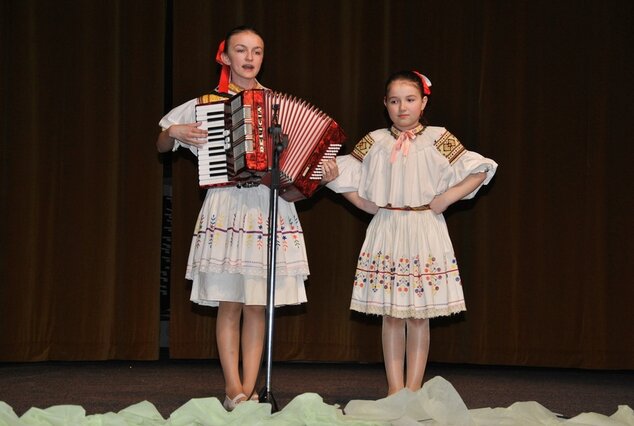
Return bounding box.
[328,124,497,318]
[159,81,309,307]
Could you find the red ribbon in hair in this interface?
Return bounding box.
[413,71,431,95]
[215,40,230,93]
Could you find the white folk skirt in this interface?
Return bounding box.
[186,185,309,307]
[350,208,466,319]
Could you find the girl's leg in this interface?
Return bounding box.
[241,304,265,398]
[216,301,246,399]
[405,318,430,391]
[382,315,406,395]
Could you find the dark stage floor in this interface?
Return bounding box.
[0,359,632,419]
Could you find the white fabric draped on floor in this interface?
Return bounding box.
[1,376,632,425]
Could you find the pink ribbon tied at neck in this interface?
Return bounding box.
[390,130,416,163]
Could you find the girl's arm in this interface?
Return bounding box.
[156,123,208,153]
[342,191,379,214]
[156,128,175,153]
[322,157,378,214]
[429,172,487,214]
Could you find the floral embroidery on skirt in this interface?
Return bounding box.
[186,185,309,307]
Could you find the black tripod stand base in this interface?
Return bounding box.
[258,387,279,412]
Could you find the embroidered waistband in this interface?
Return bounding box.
[382,204,431,211]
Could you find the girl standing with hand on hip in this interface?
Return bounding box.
[157,26,336,411]
[327,70,497,395]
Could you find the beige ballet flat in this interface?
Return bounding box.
[223,393,247,411]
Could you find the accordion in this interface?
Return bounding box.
[195,89,345,201]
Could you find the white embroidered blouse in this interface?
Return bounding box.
[327,125,497,207]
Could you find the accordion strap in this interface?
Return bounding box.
[197,90,232,104]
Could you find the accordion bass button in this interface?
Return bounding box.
[223,130,231,149]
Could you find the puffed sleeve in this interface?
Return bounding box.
[158,98,199,155]
[325,155,363,193]
[451,151,498,199]
[434,130,498,200]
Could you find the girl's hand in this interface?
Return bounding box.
[320,159,339,184]
[429,194,450,214]
[168,123,208,148]
[429,172,487,214]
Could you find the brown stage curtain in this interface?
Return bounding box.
[1,0,632,370]
[0,1,165,360]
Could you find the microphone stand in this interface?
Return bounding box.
[258,104,286,412]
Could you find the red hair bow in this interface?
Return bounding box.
[215,40,230,93]
[413,71,432,95]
